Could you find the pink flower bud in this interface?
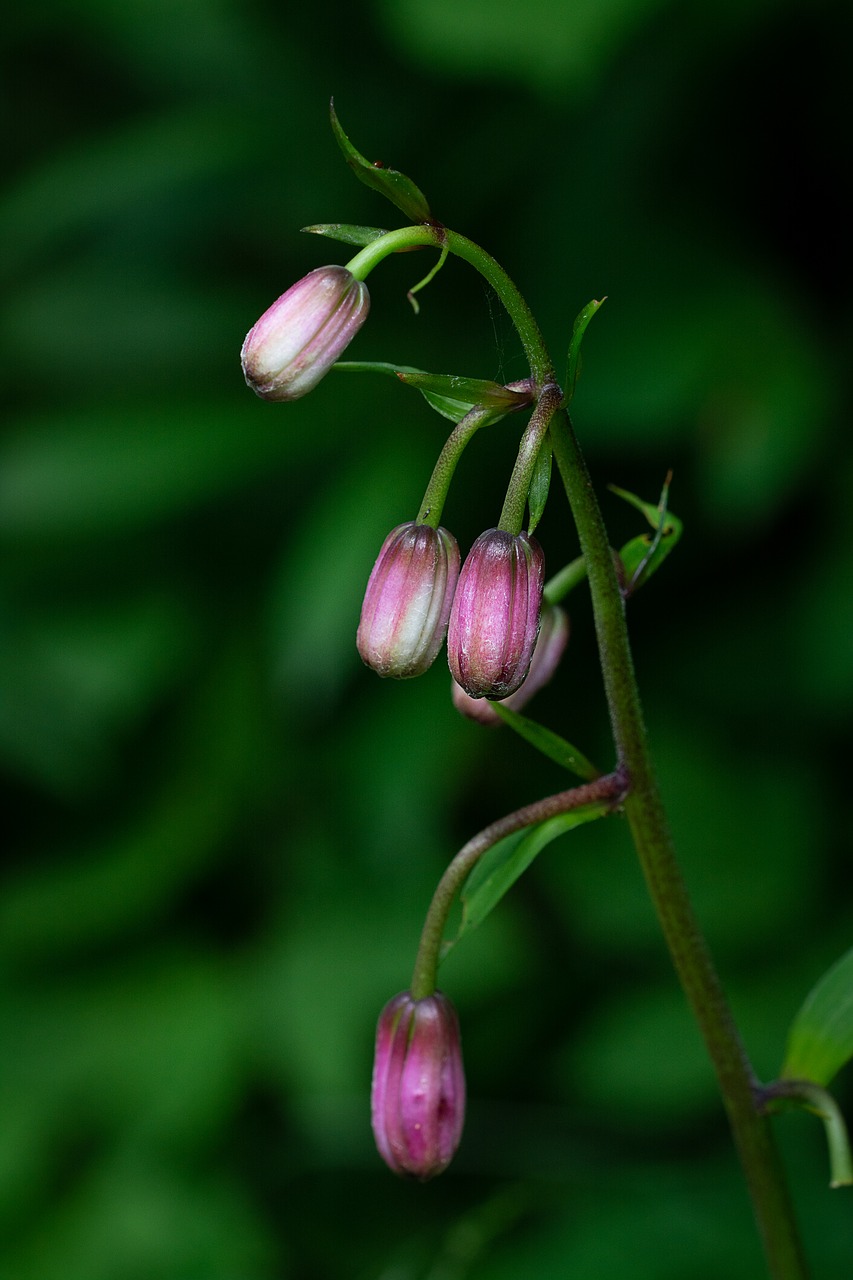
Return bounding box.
[447,528,545,700]
[371,990,465,1181]
[357,522,460,678]
[452,603,569,723]
[241,265,369,401]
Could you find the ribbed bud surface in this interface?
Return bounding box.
[452,603,569,723]
[371,990,465,1180]
[357,522,460,678]
[448,528,545,699]
[241,265,369,401]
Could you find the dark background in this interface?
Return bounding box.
[2,1,852,1276]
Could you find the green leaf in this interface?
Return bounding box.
[566,298,606,404]
[490,704,600,781]
[302,223,390,247]
[450,805,610,950]
[330,102,433,224]
[782,946,853,1086]
[527,436,552,535]
[609,480,675,531]
[610,478,683,592]
[395,371,529,410]
[333,362,528,424]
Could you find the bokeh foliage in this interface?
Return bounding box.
[2,1,852,1276]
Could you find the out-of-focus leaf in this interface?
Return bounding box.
[0,402,295,537]
[302,222,390,247]
[330,102,433,223]
[0,595,194,794]
[490,704,600,781]
[0,645,271,962]
[378,0,670,95]
[451,805,610,949]
[0,107,248,281]
[782,947,853,1086]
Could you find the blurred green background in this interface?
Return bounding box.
[2,1,851,1276]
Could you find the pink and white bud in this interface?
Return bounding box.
[371,990,465,1181]
[241,265,369,401]
[357,522,460,678]
[447,528,545,700]
[452,603,569,723]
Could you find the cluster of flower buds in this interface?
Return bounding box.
[241,265,369,402]
[358,522,553,708]
[371,990,465,1180]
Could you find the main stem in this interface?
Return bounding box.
[548,409,808,1279]
[393,224,810,1275]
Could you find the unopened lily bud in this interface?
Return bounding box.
[448,528,545,700]
[357,522,460,678]
[241,265,369,401]
[371,990,465,1181]
[452,603,569,724]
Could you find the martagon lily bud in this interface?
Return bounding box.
[452,602,569,724]
[448,528,545,700]
[241,265,369,401]
[357,522,460,678]
[371,990,466,1180]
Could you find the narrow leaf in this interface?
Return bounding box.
[330,102,433,224]
[526,436,552,535]
[566,298,606,404]
[490,703,600,781]
[782,946,853,1086]
[333,363,524,424]
[611,477,683,592]
[609,480,676,531]
[451,805,610,948]
[302,223,389,248]
[396,371,530,410]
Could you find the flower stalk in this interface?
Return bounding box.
[410,769,627,1001]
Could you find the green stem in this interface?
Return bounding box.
[410,771,626,1001]
[497,384,562,535]
[416,404,494,528]
[543,554,587,604]
[347,226,554,388]
[548,408,809,1280]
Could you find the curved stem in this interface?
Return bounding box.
[410,771,626,1000]
[346,226,554,388]
[416,404,493,528]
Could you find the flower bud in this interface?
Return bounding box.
[241,265,369,401]
[447,528,545,700]
[452,603,569,724]
[371,990,465,1180]
[357,522,460,678]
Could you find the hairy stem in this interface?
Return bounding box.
[548,408,809,1279]
[410,770,626,1001]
